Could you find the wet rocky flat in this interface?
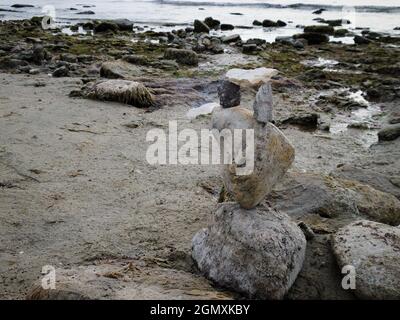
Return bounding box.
[0,17,399,299]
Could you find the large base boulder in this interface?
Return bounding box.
[332,220,400,299]
[192,202,306,299]
[87,80,154,107]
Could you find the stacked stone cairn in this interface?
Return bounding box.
[191,68,307,299]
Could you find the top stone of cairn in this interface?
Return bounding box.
[225,67,278,88]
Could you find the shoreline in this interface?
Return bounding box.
[0,16,399,299]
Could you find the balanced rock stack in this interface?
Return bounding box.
[192,68,307,299]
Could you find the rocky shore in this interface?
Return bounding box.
[0,16,399,299]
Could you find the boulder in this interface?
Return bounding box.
[218,80,241,108]
[193,19,210,33]
[304,25,334,34]
[253,83,273,123]
[378,124,400,141]
[94,21,118,33]
[277,20,287,27]
[212,107,295,209]
[112,19,133,31]
[225,67,279,88]
[164,48,198,66]
[52,66,69,77]
[280,112,319,128]
[332,220,400,299]
[252,20,262,26]
[100,60,141,79]
[220,23,234,31]
[267,172,400,225]
[221,34,241,44]
[242,44,258,54]
[204,17,220,29]
[294,32,329,45]
[354,35,371,45]
[192,202,306,299]
[87,80,154,108]
[262,19,278,27]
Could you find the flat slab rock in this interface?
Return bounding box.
[192,202,306,299]
[27,261,234,300]
[225,67,278,88]
[332,220,400,299]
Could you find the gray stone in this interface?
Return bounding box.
[221,34,241,44]
[192,202,306,299]
[378,124,400,141]
[212,107,295,209]
[218,80,240,108]
[164,48,198,66]
[332,220,400,299]
[193,19,210,33]
[52,66,69,77]
[253,82,273,123]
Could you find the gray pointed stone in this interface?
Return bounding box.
[253,82,273,123]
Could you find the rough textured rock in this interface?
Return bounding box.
[27,261,234,300]
[94,21,118,33]
[204,17,220,29]
[253,83,273,123]
[164,48,198,66]
[378,124,400,141]
[267,172,400,225]
[354,35,372,45]
[87,80,154,107]
[192,202,306,299]
[225,67,278,88]
[220,23,234,31]
[52,66,69,77]
[294,32,329,45]
[304,25,334,34]
[221,34,241,44]
[332,220,400,299]
[193,19,210,33]
[212,107,295,209]
[218,80,240,108]
[99,60,141,79]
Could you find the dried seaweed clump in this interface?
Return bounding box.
[87,80,154,107]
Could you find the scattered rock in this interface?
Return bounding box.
[354,35,371,45]
[218,80,241,109]
[280,112,319,129]
[304,25,334,34]
[252,20,262,26]
[87,80,154,107]
[164,48,198,66]
[99,60,141,79]
[220,24,234,31]
[204,17,220,29]
[294,33,329,45]
[52,66,69,77]
[262,20,278,28]
[221,34,241,44]
[76,10,95,15]
[192,202,306,299]
[378,124,400,141]
[242,44,258,54]
[193,19,210,33]
[112,19,134,31]
[94,21,118,33]
[11,4,34,8]
[332,220,400,299]
[312,9,326,15]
